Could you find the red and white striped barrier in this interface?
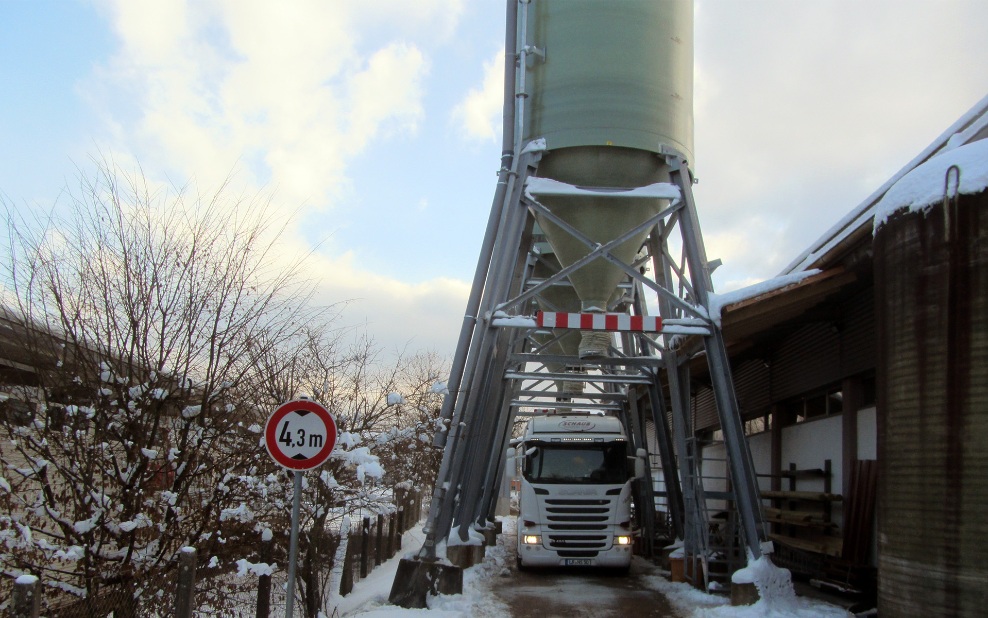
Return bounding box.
[535,311,662,332]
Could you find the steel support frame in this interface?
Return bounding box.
[414,0,521,562]
[416,159,768,567]
[420,150,542,556]
[407,0,766,576]
[664,158,768,560]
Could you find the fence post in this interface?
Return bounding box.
[395,487,405,524]
[340,534,354,596]
[255,538,272,618]
[360,517,371,578]
[175,547,197,618]
[387,513,396,558]
[13,575,40,618]
[375,514,385,566]
[118,579,138,618]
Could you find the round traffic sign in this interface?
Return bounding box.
[264,399,337,470]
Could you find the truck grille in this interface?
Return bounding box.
[543,498,614,551]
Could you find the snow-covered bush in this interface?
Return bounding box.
[0,161,445,617]
[0,163,322,614]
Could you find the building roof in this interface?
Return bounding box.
[684,91,988,362]
[781,93,988,276]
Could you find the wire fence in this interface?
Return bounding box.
[5,490,425,618]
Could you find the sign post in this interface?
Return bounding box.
[264,398,337,618]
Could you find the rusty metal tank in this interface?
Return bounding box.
[873,158,988,617]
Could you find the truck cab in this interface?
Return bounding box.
[511,414,643,571]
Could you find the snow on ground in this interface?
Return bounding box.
[329,522,510,617]
[329,520,851,618]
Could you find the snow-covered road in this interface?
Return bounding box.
[328,519,853,618]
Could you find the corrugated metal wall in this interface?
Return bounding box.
[691,285,876,431]
[771,322,841,401]
[839,288,875,377]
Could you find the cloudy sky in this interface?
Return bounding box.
[2,0,987,358]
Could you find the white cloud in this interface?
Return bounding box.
[350,0,465,43]
[308,251,469,355]
[81,0,463,354]
[345,43,427,150]
[452,49,505,142]
[91,0,439,214]
[693,0,988,279]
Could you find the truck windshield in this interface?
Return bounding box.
[523,443,628,484]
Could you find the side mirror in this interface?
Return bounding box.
[634,448,648,479]
[505,447,517,481]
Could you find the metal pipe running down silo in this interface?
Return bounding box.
[432,0,546,549]
[388,4,521,607]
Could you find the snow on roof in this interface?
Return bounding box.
[524,176,682,201]
[707,269,820,327]
[873,138,988,230]
[782,92,988,275]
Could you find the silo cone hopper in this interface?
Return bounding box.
[530,251,585,396]
[524,0,694,359]
[532,149,670,358]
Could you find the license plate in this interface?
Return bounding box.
[565,558,593,566]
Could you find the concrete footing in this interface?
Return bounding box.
[388,558,463,609]
[731,582,759,606]
[446,544,485,569]
[482,527,497,546]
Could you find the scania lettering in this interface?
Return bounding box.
[510,414,645,571]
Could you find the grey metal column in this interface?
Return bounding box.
[666,156,768,558]
[432,150,541,546]
[414,0,519,561]
[626,389,658,557]
[451,328,516,539]
[456,177,542,534]
[644,376,684,540]
[475,344,529,527]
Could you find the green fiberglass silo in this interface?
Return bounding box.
[524,0,693,358]
[531,251,586,397]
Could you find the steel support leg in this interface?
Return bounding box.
[667,157,768,558]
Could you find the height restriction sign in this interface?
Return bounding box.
[264,399,338,470]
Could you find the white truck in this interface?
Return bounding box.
[510,414,646,571]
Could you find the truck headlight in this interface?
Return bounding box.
[522,535,542,545]
[615,535,632,546]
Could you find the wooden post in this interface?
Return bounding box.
[841,376,862,499]
[118,580,138,618]
[255,539,272,618]
[387,513,397,558]
[340,534,355,596]
[13,576,41,618]
[395,487,405,524]
[376,514,385,566]
[175,547,197,618]
[360,517,371,578]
